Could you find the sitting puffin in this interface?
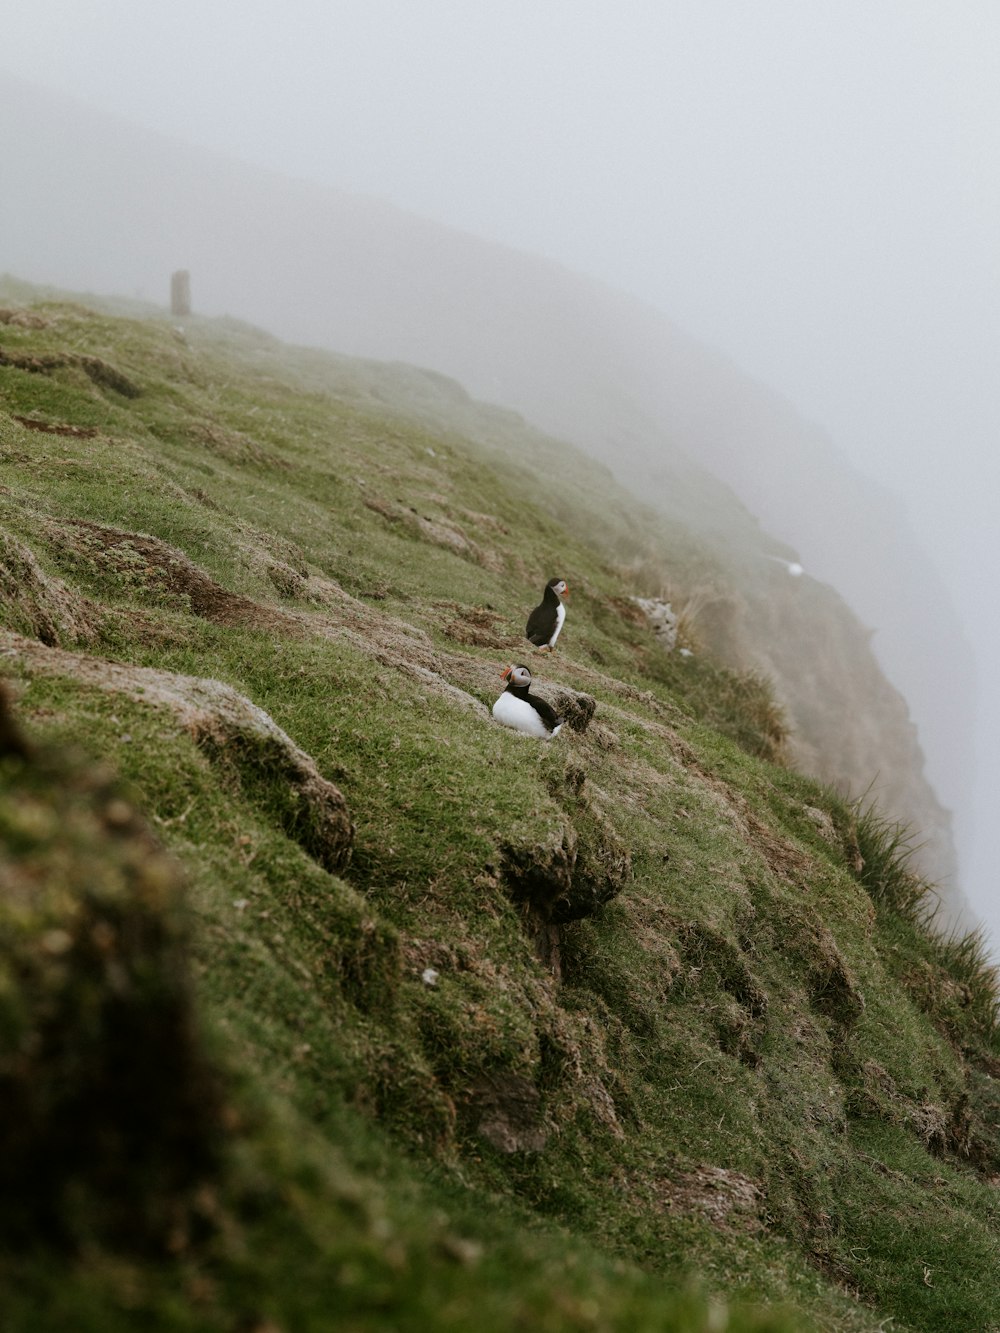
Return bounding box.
[492,664,563,739]
[525,578,569,652]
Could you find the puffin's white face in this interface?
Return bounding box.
[503,664,532,688]
[551,579,569,598]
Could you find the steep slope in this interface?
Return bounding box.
[2,296,999,1332]
[0,73,973,914]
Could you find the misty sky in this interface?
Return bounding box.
[4,1,1000,935]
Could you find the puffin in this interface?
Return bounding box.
[492,664,563,739]
[525,578,569,652]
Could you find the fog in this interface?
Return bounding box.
[3,3,999,943]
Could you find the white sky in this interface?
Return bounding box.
[4,0,1000,934]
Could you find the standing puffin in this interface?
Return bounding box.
[492,664,563,739]
[525,578,569,652]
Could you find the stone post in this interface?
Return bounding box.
[170,270,191,317]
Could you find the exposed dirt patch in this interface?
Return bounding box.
[671,1165,764,1231]
[468,1072,548,1153]
[632,1164,764,1233]
[0,527,101,646]
[0,347,66,375]
[77,356,141,398]
[11,415,98,438]
[436,601,520,649]
[0,347,140,397]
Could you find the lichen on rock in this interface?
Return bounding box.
[631,596,679,652]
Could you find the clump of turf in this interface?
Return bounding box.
[0,682,228,1251]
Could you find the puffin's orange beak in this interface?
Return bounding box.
[564,584,570,596]
[501,665,511,679]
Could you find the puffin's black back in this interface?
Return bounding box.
[525,583,559,645]
[526,692,561,731]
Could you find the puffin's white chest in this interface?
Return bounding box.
[492,691,560,739]
[548,601,566,647]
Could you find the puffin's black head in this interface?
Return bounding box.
[502,664,533,688]
[546,578,569,597]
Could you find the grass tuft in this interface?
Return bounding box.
[853,797,932,922]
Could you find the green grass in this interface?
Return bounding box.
[2,286,1000,1331]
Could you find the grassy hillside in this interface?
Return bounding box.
[2,290,999,1332]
